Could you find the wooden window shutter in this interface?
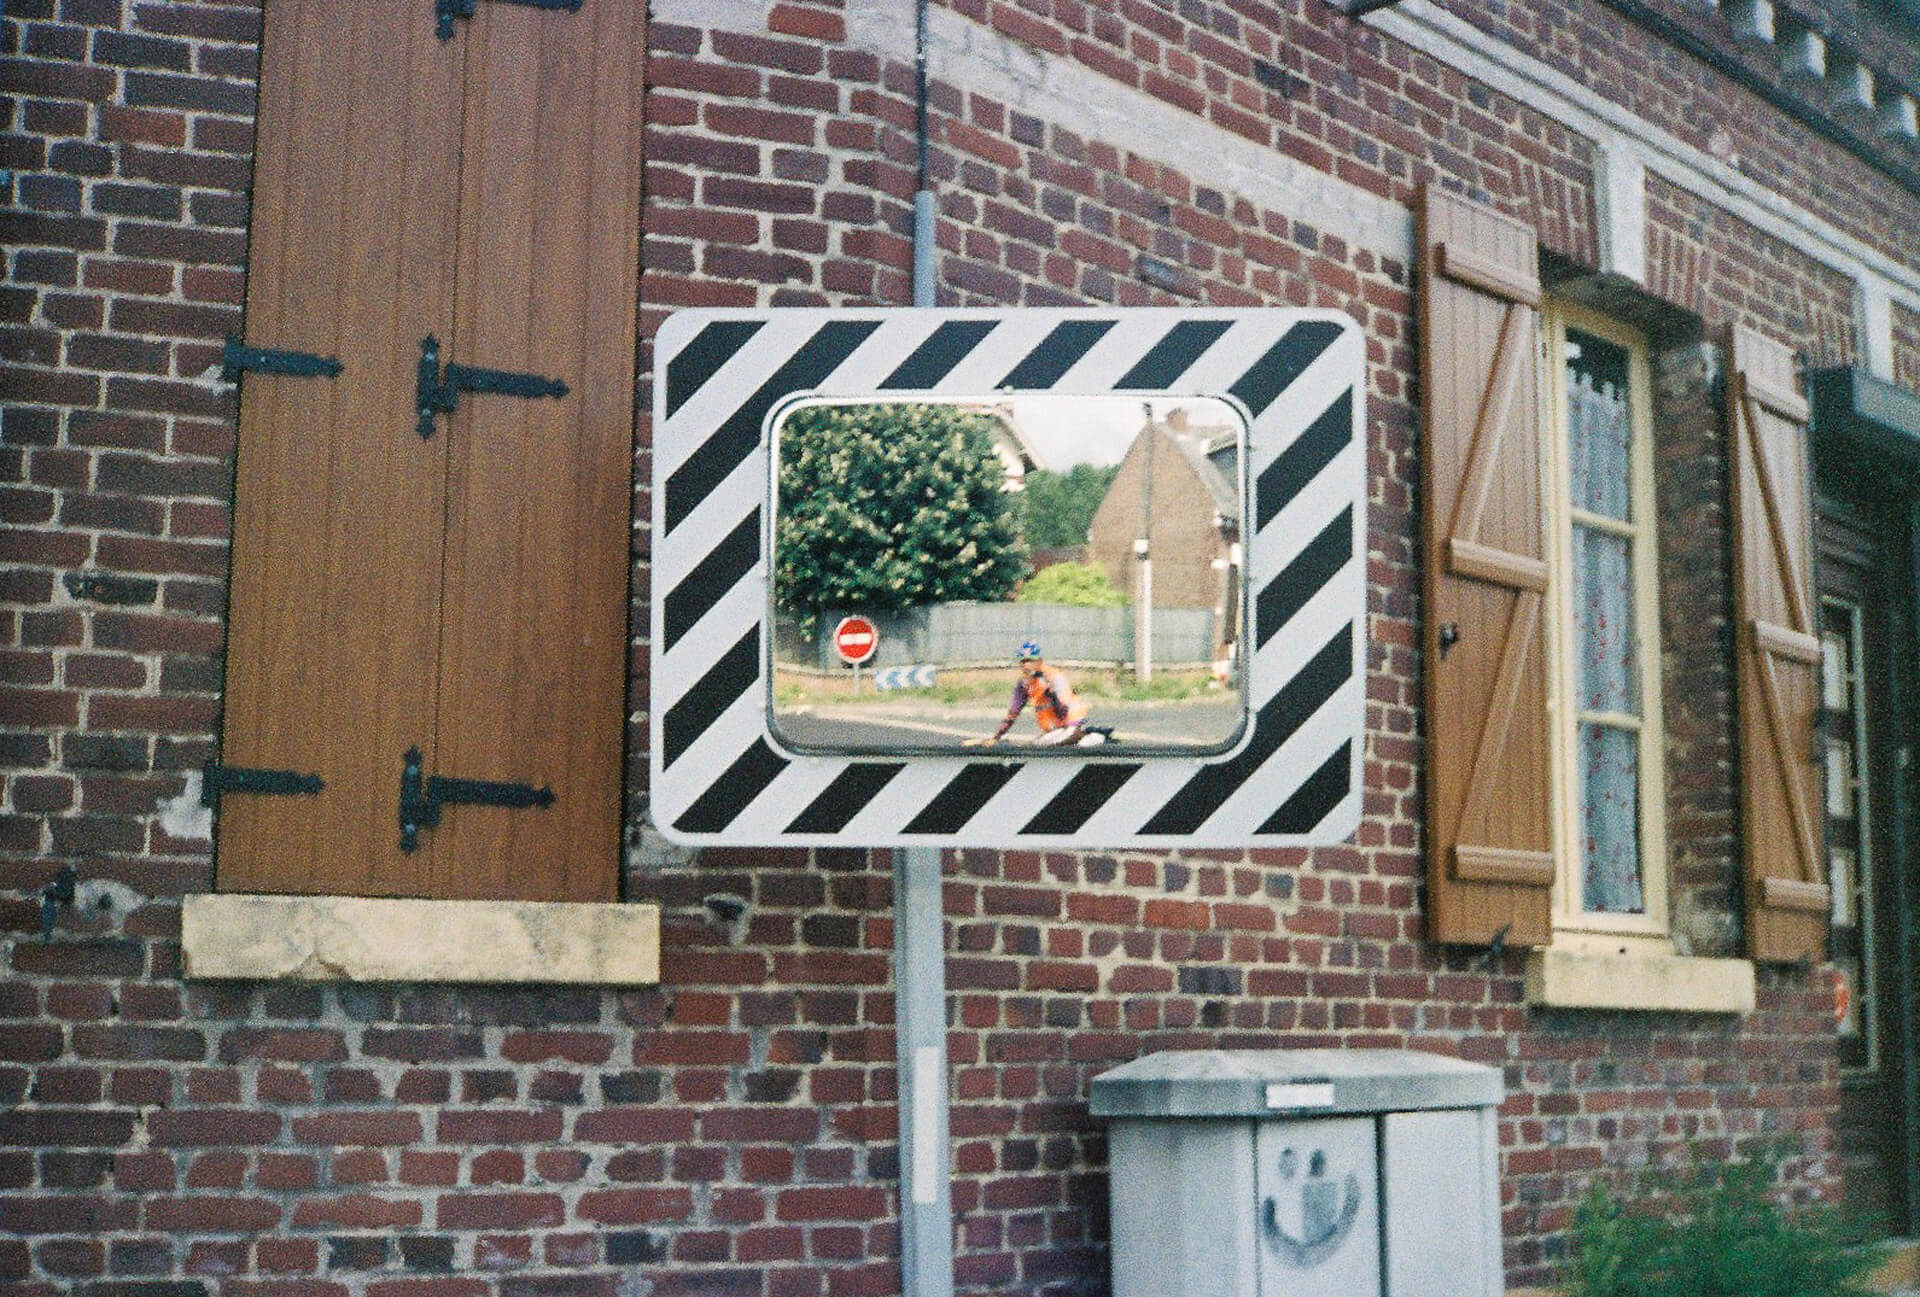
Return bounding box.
[216,0,643,901]
[1418,186,1555,947]
[1727,325,1829,962]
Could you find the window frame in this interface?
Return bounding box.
[1541,301,1673,948]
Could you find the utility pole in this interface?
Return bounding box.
[1134,403,1155,685]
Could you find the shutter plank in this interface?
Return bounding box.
[1420,186,1554,947]
[217,0,459,895]
[1729,325,1829,962]
[427,0,644,901]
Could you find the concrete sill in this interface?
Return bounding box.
[181,894,660,985]
[1524,948,1755,1014]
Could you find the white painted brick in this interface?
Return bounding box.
[1777,29,1825,80]
[1877,94,1919,141]
[1724,0,1774,43]
[1830,59,1876,112]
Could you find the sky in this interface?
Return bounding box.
[1003,395,1240,472]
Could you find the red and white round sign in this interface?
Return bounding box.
[831,615,879,665]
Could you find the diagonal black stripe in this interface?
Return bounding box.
[1255,507,1352,649]
[1255,741,1351,835]
[880,321,998,389]
[903,763,1022,834]
[1228,319,1344,418]
[1115,320,1234,389]
[1139,625,1352,834]
[663,509,759,651]
[1019,763,1143,835]
[784,763,906,834]
[673,738,790,835]
[664,320,880,535]
[998,320,1117,389]
[666,320,764,419]
[661,627,759,771]
[1256,389,1352,531]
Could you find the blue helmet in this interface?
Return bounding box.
[1017,639,1042,661]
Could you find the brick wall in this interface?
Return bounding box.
[8,0,1919,1294]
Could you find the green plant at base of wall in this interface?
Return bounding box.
[1567,1146,1877,1297]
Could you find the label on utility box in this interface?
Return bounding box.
[1264,1081,1336,1110]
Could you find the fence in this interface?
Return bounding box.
[776,602,1219,671]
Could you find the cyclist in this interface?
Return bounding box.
[966,641,1112,747]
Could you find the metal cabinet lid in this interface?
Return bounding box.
[1089,1049,1502,1118]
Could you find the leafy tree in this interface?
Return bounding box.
[1018,561,1126,608]
[1016,463,1119,549]
[776,403,1026,635]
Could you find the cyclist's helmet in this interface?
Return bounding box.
[1017,640,1042,662]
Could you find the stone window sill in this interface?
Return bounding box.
[1524,947,1755,1014]
[181,894,659,985]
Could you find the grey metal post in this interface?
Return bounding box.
[913,192,937,308]
[893,845,954,1297]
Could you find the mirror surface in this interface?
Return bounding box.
[770,394,1250,755]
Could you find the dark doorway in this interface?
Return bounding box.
[1814,412,1920,1240]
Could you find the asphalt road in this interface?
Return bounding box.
[773,695,1244,752]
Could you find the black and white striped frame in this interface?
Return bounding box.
[650,309,1365,848]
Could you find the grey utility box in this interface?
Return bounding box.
[1091,1050,1504,1297]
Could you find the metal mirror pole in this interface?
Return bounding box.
[893,845,955,1297]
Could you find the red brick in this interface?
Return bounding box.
[435,1109,562,1144]
[435,1192,565,1230]
[576,1188,695,1224]
[147,1108,280,1147]
[290,1112,422,1147]
[145,1195,282,1231]
[773,1186,888,1222]
[289,1194,423,1230]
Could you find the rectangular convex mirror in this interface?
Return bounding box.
[650,308,1364,849]
[770,394,1251,756]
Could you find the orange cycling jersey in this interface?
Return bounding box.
[1009,665,1089,732]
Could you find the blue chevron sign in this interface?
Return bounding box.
[874,665,938,691]
[649,308,1365,848]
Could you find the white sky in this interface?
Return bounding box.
[1005,395,1239,472]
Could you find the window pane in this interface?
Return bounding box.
[1821,628,1848,709]
[1565,329,1633,521]
[1572,525,1637,714]
[1579,722,1645,914]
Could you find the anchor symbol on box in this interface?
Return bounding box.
[1261,1146,1362,1268]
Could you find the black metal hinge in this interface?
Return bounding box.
[221,336,344,382]
[415,335,568,439]
[435,0,581,40]
[399,746,555,852]
[201,762,326,809]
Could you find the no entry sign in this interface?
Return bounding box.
[832,616,879,665]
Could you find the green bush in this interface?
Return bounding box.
[1567,1146,1876,1297]
[1017,561,1126,608]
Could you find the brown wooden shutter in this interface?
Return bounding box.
[1418,186,1555,947]
[427,2,643,901]
[1727,325,1829,962]
[217,0,641,900]
[218,0,461,896]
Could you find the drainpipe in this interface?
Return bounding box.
[893,845,954,1297]
[912,0,935,306]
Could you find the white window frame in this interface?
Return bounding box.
[1541,302,1672,950]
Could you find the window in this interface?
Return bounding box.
[1418,185,1807,1002]
[1542,306,1671,947]
[1821,598,1880,1070]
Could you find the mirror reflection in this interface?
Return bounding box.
[769,394,1250,755]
